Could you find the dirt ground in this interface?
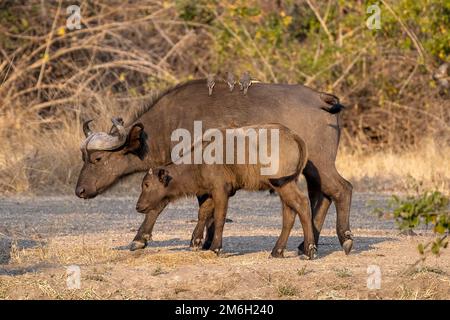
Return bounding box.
[0,192,449,300]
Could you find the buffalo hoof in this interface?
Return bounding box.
[299,248,316,260]
[270,248,284,258]
[343,239,353,255]
[297,243,317,259]
[190,239,203,251]
[307,244,317,260]
[130,240,146,251]
[298,242,312,256]
[210,246,221,256]
[342,230,353,255]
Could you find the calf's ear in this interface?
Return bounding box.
[157,168,172,187]
[123,123,148,159]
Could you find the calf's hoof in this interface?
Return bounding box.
[190,238,203,251]
[307,244,317,260]
[130,240,147,251]
[298,241,315,256]
[298,243,317,260]
[270,248,284,258]
[209,245,222,256]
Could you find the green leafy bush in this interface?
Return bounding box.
[375,191,449,257]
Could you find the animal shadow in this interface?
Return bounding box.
[0,236,46,265]
[0,236,49,276]
[126,235,394,258]
[113,237,187,251]
[221,235,394,258]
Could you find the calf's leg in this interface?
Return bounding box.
[201,188,237,250]
[293,164,332,254]
[298,192,332,254]
[190,195,214,250]
[305,174,333,244]
[202,216,215,250]
[130,200,168,251]
[280,183,316,259]
[209,189,229,255]
[271,202,296,258]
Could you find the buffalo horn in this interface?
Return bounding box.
[83,120,93,138]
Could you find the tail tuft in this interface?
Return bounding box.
[319,92,346,114]
[321,103,345,114]
[269,173,298,188]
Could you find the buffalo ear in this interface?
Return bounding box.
[123,123,148,159]
[157,168,172,187]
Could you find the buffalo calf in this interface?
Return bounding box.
[136,124,316,259]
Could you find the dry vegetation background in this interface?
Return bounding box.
[0,0,449,195]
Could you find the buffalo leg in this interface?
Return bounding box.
[280,184,316,259]
[298,192,332,254]
[209,189,229,254]
[202,216,215,250]
[271,202,296,258]
[306,175,321,211]
[202,189,237,249]
[278,183,316,259]
[296,166,323,252]
[130,200,168,251]
[324,171,353,255]
[291,187,316,259]
[190,195,214,249]
[309,194,332,247]
[305,176,332,246]
[299,164,333,253]
[303,166,353,255]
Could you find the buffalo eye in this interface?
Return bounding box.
[94,156,102,163]
[144,182,150,189]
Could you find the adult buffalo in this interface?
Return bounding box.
[75,79,353,254]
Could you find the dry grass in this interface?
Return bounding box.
[333,267,352,278]
[277,283,299,297]
[336,141,450,193]
[0,97,142,194]
[397,282,440,300]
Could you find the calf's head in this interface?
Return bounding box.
[136,168,172,213]
[75,118,147,199]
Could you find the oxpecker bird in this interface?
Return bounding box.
[207,74,215,96]
[227,72,235,92]
[239,71,252,95]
